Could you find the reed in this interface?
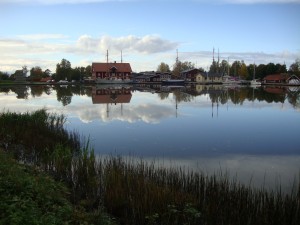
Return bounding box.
[1,109,299,225]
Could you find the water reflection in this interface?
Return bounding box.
[1,84,299,191]
[1,84,299,109]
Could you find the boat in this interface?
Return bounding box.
[95,77,133,84]
[250,79,261,86]
[250,64,261,86]
[162,79,185,85]
[222,75,241,85]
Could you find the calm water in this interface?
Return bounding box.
[1,84,300,191]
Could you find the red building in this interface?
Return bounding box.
[263,74,289,84]
[92,62,132,81]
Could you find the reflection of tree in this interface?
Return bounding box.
[286,90,300,109]
[0,87,11,94]
[173,89,194,103]
[12,86,29,99]
[55,86,73,106]
[30,85,44,97]
[158,92,169,100]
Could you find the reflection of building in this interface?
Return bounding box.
[92,86,132,104]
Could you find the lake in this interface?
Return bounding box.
[1,84,299,192]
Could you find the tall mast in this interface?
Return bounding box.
[121,50,123,63]
[106,49,108,63]
[227,57,230,76]
[176,49,179,64]
[217,48,220,74]
[253,62,256,80]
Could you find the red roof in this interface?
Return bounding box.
[40,77,52,82]
[263,74,288,81]
[92,62,132,73]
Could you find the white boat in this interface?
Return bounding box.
[250,79,261,86]
[222,75,241,85]
[250,64,261,86]
[95,78,133,84]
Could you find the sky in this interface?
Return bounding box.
[0,0,299,74]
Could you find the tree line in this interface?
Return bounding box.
[0,58,92,82]
[1,58,299,82]
[157,58,300,80]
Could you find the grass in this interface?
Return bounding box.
[0,109,299,225]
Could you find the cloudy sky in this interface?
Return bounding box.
[0,0,299,74]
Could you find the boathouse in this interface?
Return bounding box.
[262,74,289,84]
[92,62,132,81]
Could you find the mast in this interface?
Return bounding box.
[217,48,220,74]
[227,57,230,76]
[106,50,109,79]
[253,62,256,80]
[106,49,109,63]
[121,50,123,63]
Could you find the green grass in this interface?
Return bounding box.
[0,109,299,225]
[0,149,73,225]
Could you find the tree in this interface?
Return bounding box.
[30,66,43,81]
[0,71,9,80]
[219,60,229,75]
[289,59,300,76]
[157,62,170,73]
[230,61,242,77]
[238,61,249,80]
[172,61,195,77]
[56,59,72,81]
[43,69,51,77]
[85,65,92,78]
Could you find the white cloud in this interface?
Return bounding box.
[74,34,178,54]
[0,34,178,73]
[17,34,69,41]
[0,33,299,74]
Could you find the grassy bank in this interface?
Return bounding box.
[0,109,299,225]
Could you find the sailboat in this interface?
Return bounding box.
[250,63,261,86]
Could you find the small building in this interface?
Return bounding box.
[92,62,132,81]
[263,74,289,84]
[287,75,300,85]
[195,72,223,84]
[134,71,167,83]
[180,68,200,82]
[159,72,172,81]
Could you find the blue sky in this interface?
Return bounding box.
[0,0,299,74]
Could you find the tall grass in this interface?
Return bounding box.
[0,109,299,225]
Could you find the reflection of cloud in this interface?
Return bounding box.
[0,90,176,124]
[70,103,174,124]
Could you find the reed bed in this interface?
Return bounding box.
[0,109,299,225]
